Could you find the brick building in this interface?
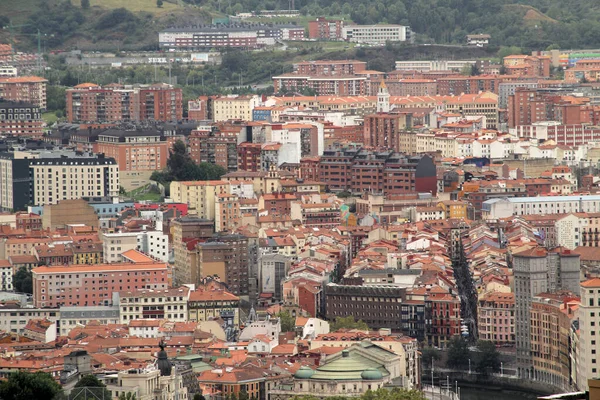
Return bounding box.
[436,75,503,95]
[273,74,367,96]
[94,129,168,172]
[32,261,169,308]
[293,60,366,75]
[188,130,237,172]
[378,79,437,96]
[363,112,412,151]
[308,18,344,40]
[66,83,182,123]
[0,76,47,109]
[318,146,437,195]
[478,292,515,344]
[237,142,262,172]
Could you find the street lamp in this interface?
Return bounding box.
[468,358,471,374]
[501,362,503,377]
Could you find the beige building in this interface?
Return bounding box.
[171,216,214,286]
[213,95,261,122]
[170,180,230,220]
[29,157,119,206]
[117,286,190,323]
[104,363,188,400]
[42,199,99,230]
[101,232,139,263]
[578,278,600,391]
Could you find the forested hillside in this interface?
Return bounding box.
[184,0,600,50]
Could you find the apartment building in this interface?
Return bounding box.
[117,286,190,323]
[478,292,515,344]
[172,216,215,286]
[578,278,600,390]
[318,146,437,195]
[503,55,551,77]
[436,75,503,95]
[215,194,241,233]
[0,153,119,211]
[197,235,249,297]
[308,18,344,40]
[188,132,237,172]
[66,83,183,123]
[212,95,260,122]
[187,288,240,325]
[483,195,600,220]
[395,60,477,72]
[342,24,411,44]
[32,261,169,308]
[514,247,580,379]
[169,180,230,220]
[159,24,304,50]
[0,306,59,335]
[237,142,262,172]
[95,130,168,172]
[293,60,367,76]
[0,101,44,137]
[0,76,47,109]
[363,112,411,151]
[272,74,368,96]
[530,291,579,391]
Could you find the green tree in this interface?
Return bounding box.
[69,374,111,400]
[0,371,62,400]
[277,311,295,332]
[474,340,501,375]
[421,346,441,368]
[13,267,32,294]
[157,0,163,7]
[330,316,369,332]
[119,393,137,400]
[446,336,470,370]
[193,394,206,400]
[81,0,90,9]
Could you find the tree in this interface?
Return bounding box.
[193,394,206,400]
[474,340,501,375]
[81,0,90,9]
[69,374,111,400]
[0,371,62,400]
[119,393,137,400]
[330,316,369,332]
[470,64,480,76]
[13,267,32,294]
[157,0,163,7]
[421,346,441,368]
[277,311,295,333]
[446,336,470,370]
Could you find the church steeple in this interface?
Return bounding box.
[377,78,390,113]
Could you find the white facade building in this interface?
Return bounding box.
[343,25,411,44]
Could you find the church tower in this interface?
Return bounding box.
[377,79,390,113]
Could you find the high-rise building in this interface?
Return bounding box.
[514,247,580,379]
[0,153,119,211]
[577,278,600,390]
[94,129,168,172]
[0,76,47,109]
[0,101,44,137]
[171,216,214,286]
[66,83,182,123]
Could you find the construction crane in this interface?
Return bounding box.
[6,22,48,74]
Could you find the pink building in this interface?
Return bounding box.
[32,262,169,308]
[478,292,515,344]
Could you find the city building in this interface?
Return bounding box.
[273,74,367,96]
[308,18,345,40]
[171,216,214,286]
[212,95,261,122]
[59,305,120,336]
[0,153,119,211]
[395,60,478,72]
[159,24,305,50]
[169,180,230,220]
[94,129,168,172]
[41,199,99,230]
[0,101,43,137]
[0,76,47,109]
[215,194,241,233]
[117,286,190,323]
[318,146,437,195]
[66,83,183,123]
[578,278,600,390]
[342,24,412,44]
[466,34,490,46]
[363,112,411,151]
[514,247,580,379]
[187,288,240,326]
[32,260,169,308]
[478,292,515,344]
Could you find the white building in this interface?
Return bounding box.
[239,317,281,342]
[137,230,169,262]
[395,60,477,72]
[128,319,162,338]
[0,66,18,77]
[116,286,190,323]
[0,261,13,291]
[59,305,120,336]
[296,317,330,339]
[342,24,411,44]
[482,195,600,220]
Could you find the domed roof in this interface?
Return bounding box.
[361,368,383,380]
[294,366,315,379]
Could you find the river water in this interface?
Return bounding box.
[460,387,541,400]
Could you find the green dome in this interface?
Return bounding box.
[361,368,383,380]
[295,366,315,379]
